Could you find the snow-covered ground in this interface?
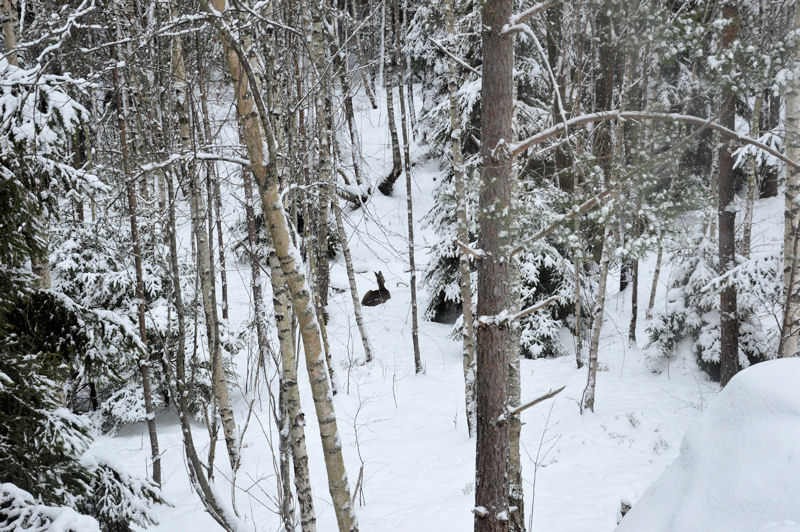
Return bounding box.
[92,90,766,531]
[617,358,800,532]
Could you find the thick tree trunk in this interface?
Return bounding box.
[394,0,422,374]
[718,3,739,386]
[200,4,358,528]
[1,0,17,66]
[781,3,800,358]
[113,55,161,487]
[474,1,514,531]
[582,228,612,413]
[445,0,476,437]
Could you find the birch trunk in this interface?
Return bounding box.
[112,54,161,486]
[200,4,358,528]
[334,204,374,363]
[311,12,337,391]
[172,29,240,470]
[445,0,476,436]
[582,228,611,413]
[741,93,762,259]
[781,2,800,358]
[645,237,663,321]
[195,33,229,321]
[243,165,315,530]
[165,170,238,531]
[394,0,422,374]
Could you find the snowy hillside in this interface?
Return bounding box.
[89,92,731,531]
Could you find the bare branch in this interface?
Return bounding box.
[477,295,560,328]
[509,386,565,416]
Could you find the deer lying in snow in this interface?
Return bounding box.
[361,271,391,307]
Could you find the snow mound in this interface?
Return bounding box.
[616,359,800,532]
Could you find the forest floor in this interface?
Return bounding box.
[91,90,758,531]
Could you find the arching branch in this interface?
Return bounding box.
[511,110,800,171]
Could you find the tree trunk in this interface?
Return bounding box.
[200,4,358,528]
[474,1,514,531]
[394,0,422,374]
[377,0,403,196]
[243,154,315,530]
[645,236,663,321]
[1,0,17,66]
[741,92,762,259]
[718,2,739,386]
[781,2,800,358]
[445,0,476,437]
[112,54,161,487]
[334,204,374,363]
[165,169,238,531]
[629,258,639,343]
[582,228,612,413]
[173,28,240,471]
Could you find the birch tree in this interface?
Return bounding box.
[445,0,476,437]
[112,46,161,487]
[781,2,800,358]
[198,3,358,529]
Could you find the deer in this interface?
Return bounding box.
[361,271,391,307]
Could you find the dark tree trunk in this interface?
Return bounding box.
[475,1,514,531]
[378,0,403,196]
[718,2,739,387]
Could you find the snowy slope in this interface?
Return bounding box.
[616,359,800,532]
[92,88,741,531]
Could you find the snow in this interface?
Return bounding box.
[89,86,772,532]
[0,483,101,532]
[617,359,800,532]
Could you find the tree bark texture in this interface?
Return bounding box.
[475,1,514,530]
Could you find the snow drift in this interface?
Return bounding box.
[616,358,800,532]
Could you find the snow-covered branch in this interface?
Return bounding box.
[510,189,615,257]
[502,1,559,34]
[511,111,800,171]
[427,36,480,76]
